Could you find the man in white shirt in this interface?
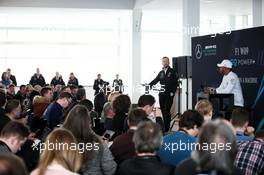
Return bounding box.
[215,59,244,107]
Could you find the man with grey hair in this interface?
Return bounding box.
[117,121,174,175]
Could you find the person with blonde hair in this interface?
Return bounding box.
[195,99,213,122]
[30,128,82,175]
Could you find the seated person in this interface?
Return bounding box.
[158,110,204,166]
[234,129,264,175]
[195,99,213,122]
[118,121,174,175]
[174,120,244,175]
[43,92,72,130]
[101,102,115,131]
[0,99,22,132]
[0,121,29,153]
[0,154,28,175]
[137,94,164,131]
[230,108,254,142]
[30,128,82,175]
[110,108,148,165]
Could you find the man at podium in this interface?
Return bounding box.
[214,59,244,107]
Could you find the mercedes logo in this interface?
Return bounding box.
[195,44,202,59]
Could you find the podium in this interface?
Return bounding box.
[197,92,234,119]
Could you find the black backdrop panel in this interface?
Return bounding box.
[192,26,264,125]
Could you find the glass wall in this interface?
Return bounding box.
[0,7,132,92]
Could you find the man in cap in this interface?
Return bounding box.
[215,59,244,107]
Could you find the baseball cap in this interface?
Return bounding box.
[217,59,232,68]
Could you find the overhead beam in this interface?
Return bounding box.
[134,0,154,9]
[0,0,135,10]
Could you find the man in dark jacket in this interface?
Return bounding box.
[43,92,72,129]
[118,121,174,175]
[29,68,46,87]
[93,74,108,96]
[113,74,123,93]
[0,121,29,154]
[110,108,148,165]
[50,72,65,87]
[149,57,178,132]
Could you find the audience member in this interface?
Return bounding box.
[195,99,213,122]
[29,68,46,87]
[112,94,131,135]
[30,128,82,175]
[101,102,115,131]
[63,105,117,175]
[111,108,147,165]
[118,121,174,175]
[137,94,165,131]
[50,71,65,87]
[234,129,264,175]
[76,87,86,101]
[7,84,16,100]
[4,68,17,86]
[43,92,72,129]
[230,108,254,142]
[0,99,21,131]
[0,90,7,117]
[159,110,204,166]
[174,120,243,175]
[14,85,27,104]
[1,71,13,87]
[67,72,79,86]
[0,154,28,175]
[0,121,29,153]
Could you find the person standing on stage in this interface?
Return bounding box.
[215,59,244,107]
[149,56,178,132]
[93,74,108,96]
[113,74,123,93]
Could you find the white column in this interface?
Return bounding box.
[253,0,263,27]
[181,0,200,111]
[132,9,142,103]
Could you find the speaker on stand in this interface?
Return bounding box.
[169,56,192,131]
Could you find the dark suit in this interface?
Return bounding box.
[50,77,65,87]
[118,155,174,175]
[93,79,106,95]
[113,79,123,93]
[29,74,46,87]
[149,66,178,131]
[67,78,79,86]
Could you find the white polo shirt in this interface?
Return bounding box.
[216,71,244,107]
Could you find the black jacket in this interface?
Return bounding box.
[29,74,46,87]
[50,77,65,87]
[93,79,107,95]
[118,155,174,175]
[149,66,178,95]
[67,78,79,86]
[113,79,123,92]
